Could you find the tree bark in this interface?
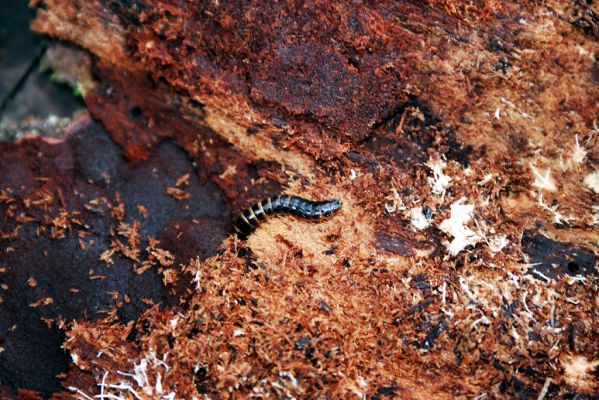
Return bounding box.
[0,1,596,398]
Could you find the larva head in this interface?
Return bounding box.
[321,198,342,216]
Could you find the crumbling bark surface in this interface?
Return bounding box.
[0,0,596,398]
[0,115,229,395]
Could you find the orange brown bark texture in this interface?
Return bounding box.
[4,0,598,398]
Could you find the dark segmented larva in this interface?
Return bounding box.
[234,195,342,236]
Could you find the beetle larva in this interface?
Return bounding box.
[234,195,342,236]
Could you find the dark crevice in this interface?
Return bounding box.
[0,48,45,116]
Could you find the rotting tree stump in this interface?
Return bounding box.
[0,1,597,398]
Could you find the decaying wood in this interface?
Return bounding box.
[0,0,596,398]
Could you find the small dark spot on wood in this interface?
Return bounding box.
[520,366,540,379]
[295,336,311,350]
[410,274,427,284]
[413,281,431,290]
[35,0,49,10]
[494,57,512,74]
[193,365,209,394]
[125,325,138,342]
[189,98,205,112]
[393,298,433,325]
[272,118,288,128]
[226,343,237,361]
[322,245,338,255]
[528,331,541,342]
[348,57,360,69]
[305,345,316,362]
[489,37,511,54]
[130,106,143,119]
[420,319,448,350]
[568,324,578,352]
[567,261,579,274]
[492,359,506,372]
[349,17,361,30]
[422,206,433,220]
[444,130,473,167]
[319,301,331,314]
[167,335,175,349]
[371,384,398,400]
[502,299,520,319]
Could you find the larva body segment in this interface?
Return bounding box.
[234,195,342,236]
